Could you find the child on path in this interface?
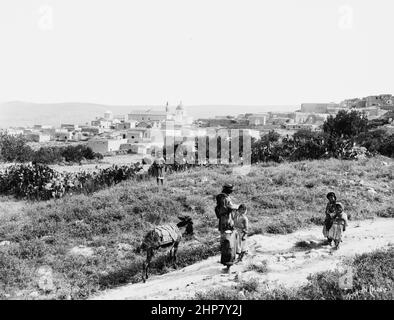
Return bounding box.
[328,202,348,249]
[323,192,337,245]
[234,204,249,262]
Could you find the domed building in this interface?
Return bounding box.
[172,101,193,125]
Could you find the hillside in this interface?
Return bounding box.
[0,156,393,299]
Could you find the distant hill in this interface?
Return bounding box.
[0,101,296,128]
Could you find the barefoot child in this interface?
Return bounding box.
[328,202,348,249]
[323,192,337,245]
[234,204,249,261]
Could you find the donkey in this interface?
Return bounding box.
[136,216,194,282]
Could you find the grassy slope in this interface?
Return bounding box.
[0,157,393,299]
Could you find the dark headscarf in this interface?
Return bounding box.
[222,183,234,194]
[326,192,336,201]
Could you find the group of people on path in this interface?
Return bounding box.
[214,186,349,271]
[215,183,249,271]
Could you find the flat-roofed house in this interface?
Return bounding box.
[87,138,128,154]
[81,126,103,135]
[115,121,136,130]
[25,133,51,143]
[119,143,148,155]
[61,124,79,131]
[301,103,339,113]
[91,118,112,129]
[247,113,267,126]
[295,112,329,124]
[55,130,73,141]
[126,128,152,144]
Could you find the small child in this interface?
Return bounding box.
[328,202,348,249]
[234,204,249,261]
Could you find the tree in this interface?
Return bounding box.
[357,129,394,157]
[323,110,368,138]
[0,133,34,162]
[262,130,280,143]
[293,129,320,141]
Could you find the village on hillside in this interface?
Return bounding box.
[1,94,393,159]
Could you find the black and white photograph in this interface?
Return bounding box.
[0,0,393,312]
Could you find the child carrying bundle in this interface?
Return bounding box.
[328,202,348,249]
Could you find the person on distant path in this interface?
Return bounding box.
[328,202,348,250]
[323,192,337,245]
[234,204,249,262]
[152,155,165,186]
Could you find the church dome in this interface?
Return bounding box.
[176,102,184,111]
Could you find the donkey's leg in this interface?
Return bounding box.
[142,252,148,283]
[172,242,179,268]
[145,248,154,280]
[167,242,175,263]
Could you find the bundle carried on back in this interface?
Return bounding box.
[154,224,179,245]
[215,193,235,232]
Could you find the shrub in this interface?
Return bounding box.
[323,110,368,138]
[0,133,34,162]
[246,260,268,274]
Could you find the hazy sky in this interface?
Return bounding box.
[0,0,393,106]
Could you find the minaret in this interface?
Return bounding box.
[165,101,169,113]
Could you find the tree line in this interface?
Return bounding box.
[0,133,102,164]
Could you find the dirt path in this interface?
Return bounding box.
[91,218,394,300]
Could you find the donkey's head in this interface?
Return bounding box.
[177,215,194,235]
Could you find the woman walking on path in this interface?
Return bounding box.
[215,183,240,272]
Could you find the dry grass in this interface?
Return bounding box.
[196,246,394,300]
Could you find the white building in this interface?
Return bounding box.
[91,118,113,129]
[25,133,51,143]
[55,131,73,141]
[61,124,79,131]
[173,102,193,125]
[104,110,113,121]
[119,143,148,154]
[116,121,136,130]
[87,138,128,154]
[247,113,268,126]
[125,128,153,144]
[295,112,329,124]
